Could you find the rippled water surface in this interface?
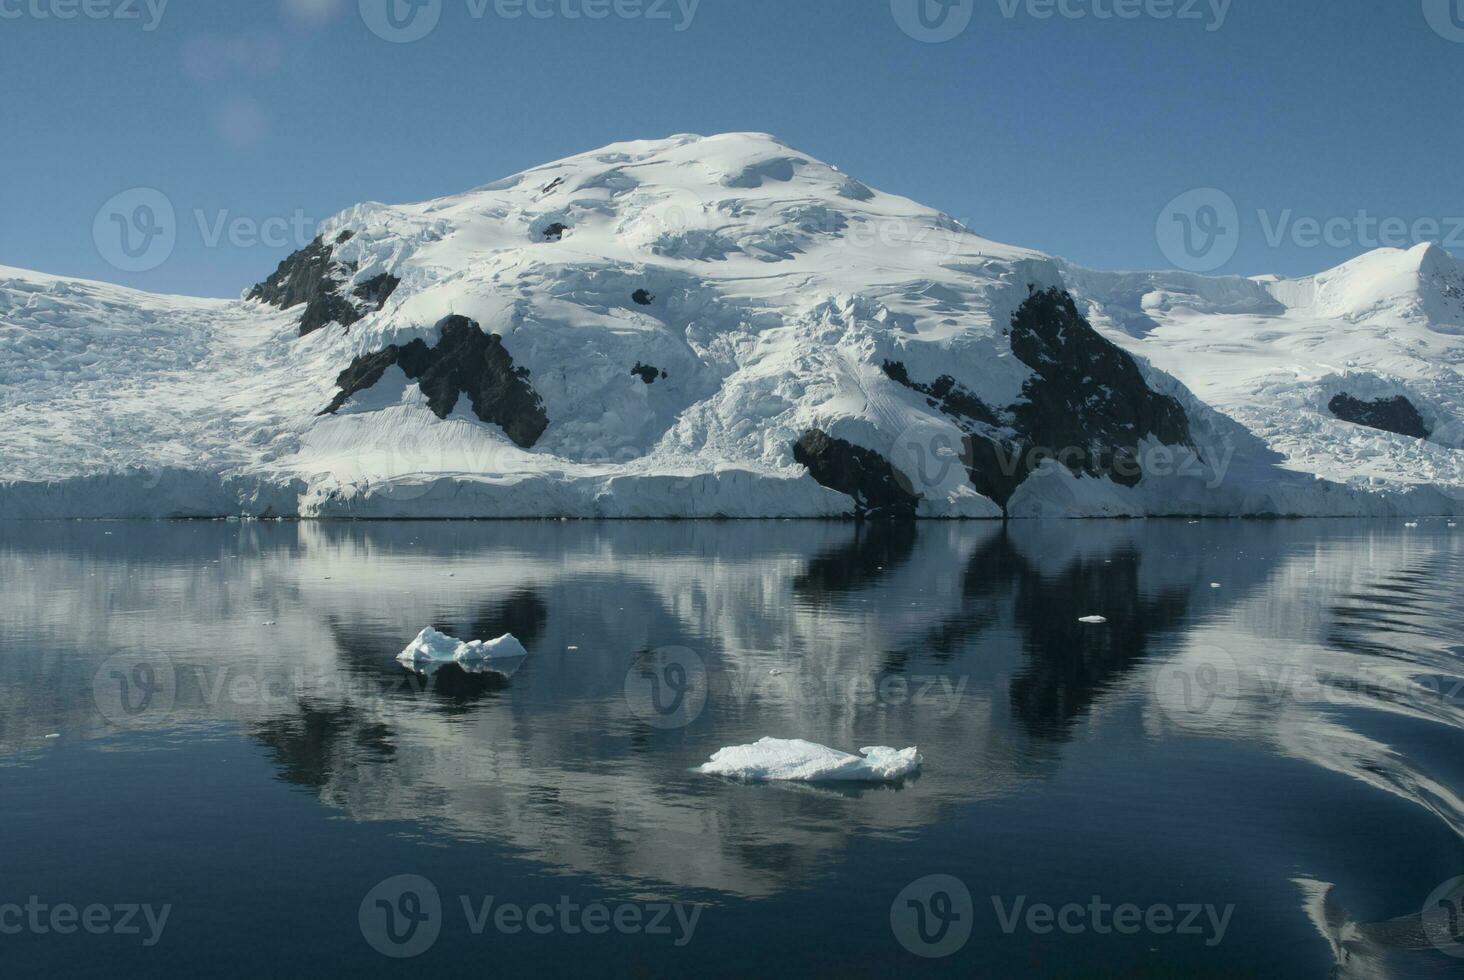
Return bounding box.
[2,519,1462,977]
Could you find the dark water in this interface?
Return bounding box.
[2,519,1463,978]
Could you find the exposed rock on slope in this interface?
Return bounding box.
[1328,393,1429,440]
[1004,287,1194,485]
[881,360,999,426]
[322,315,548,449]
[883,288,1198,513]
[247,231,399,336]
[793,430,919,520]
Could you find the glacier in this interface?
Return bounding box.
[2,132,1461,519]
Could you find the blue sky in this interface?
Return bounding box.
[1,0,1461,296]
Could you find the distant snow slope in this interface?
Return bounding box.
[1065,243,1464,501]
[1,134,1460,518]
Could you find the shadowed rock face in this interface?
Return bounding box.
[322,315,549,449]
[352,272,400,311]
[630,363,667,385]
[978,289,1195,510]
[881,288,1196,513]
[793,430,919,520]
[247,231,399,337]
[1007,287,1193,484]
[881,360,999,426]
[1329,393,1429,439]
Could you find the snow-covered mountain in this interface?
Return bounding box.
[2,133,1461,518]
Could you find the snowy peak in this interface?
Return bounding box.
[1265,242,1464,332]
[3,134,1463,519]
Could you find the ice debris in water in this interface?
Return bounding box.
[1078,616,1108,624]
[397,627,529,674]
[697,737,922,783]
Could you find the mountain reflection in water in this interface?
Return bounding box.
[1,519,1461,977]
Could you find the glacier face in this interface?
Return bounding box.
[1,132,1461,519]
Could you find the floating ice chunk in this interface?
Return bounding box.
[1210,583,1223,589]
[697,737,922,783]
[1404,522,1419,528]
[397,627,529,676]
[1078,616,1108,624]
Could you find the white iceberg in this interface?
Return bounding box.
[697,737,922,783]
[397,627,529,676]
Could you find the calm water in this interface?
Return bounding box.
[2,519,1462,978]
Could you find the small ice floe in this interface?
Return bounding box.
[44,733,60,740]
[770,669,784,676]
[397,627,529,678]
[1210,583,1223,589]
[697,738,922,783]
[1450,522,1458,528]
[1078,616,1108,625]
[1404,522,1420,529]
[262,621,277,627]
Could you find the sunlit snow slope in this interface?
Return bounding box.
[1,134,1460,518]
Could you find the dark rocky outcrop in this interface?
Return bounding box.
[321,315,549,449]
[793,429,919,520]
[631,363,667,385]
[632,289,655,306]
[881,288,1197,514]
[1006,287,1193,485]
[247,231,397,337]
[352,272,400,310]
[966,288,1195,510]
[960,435,1029,513]
[1328,393,1429,439]
[882,360,999,426]
[542,222,569,242]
